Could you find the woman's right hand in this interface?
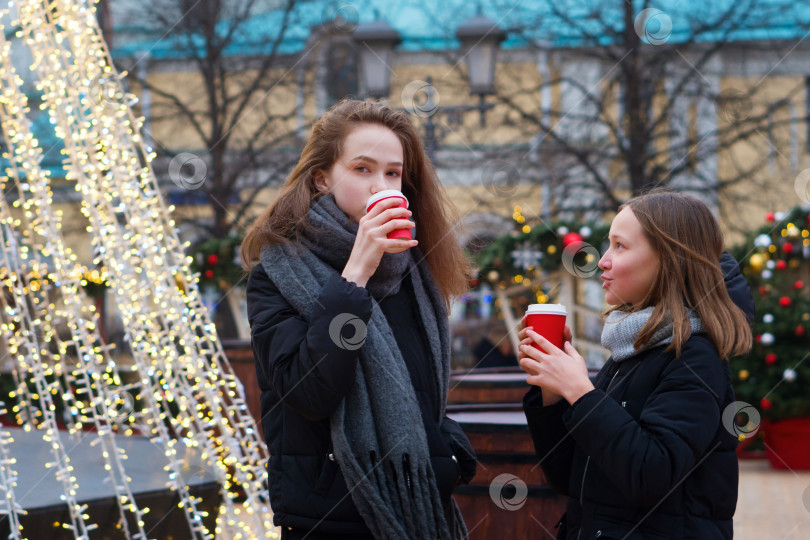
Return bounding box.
[341,197,417,287]
[517,324,573,356]
[518,323,573,406]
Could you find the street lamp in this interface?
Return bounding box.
[352,14,505,159]
[455,13,506,97]
[352,19,401,98]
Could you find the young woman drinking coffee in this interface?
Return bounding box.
[242,99,476,540]
[520,192,754,539]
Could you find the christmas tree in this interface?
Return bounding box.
[730,206,810,421]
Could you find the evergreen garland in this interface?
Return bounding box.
[189,234,244,289]
[472,209,609,291]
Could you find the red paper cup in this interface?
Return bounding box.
[366,190,412,240]
[524,304,567,350]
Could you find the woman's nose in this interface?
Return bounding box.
[371,174,388,192]
[598,251,610,270]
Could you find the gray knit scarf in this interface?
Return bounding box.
[601,307,704,362]
[259,195,466,539]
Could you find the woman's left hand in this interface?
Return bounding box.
[518,328,595,405]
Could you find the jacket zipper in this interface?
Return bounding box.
[577,365,622,540]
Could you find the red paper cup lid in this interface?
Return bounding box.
[525,303,567,316]
[366,190,408,211]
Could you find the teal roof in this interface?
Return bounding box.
[7,0,807,179]
[111,0,810,60]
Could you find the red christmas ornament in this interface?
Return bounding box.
[207,254,219,265]
[795,280,804,290]
[779,296,791,307]
[765,353,778,365]
[766,212,775,222]
[775,260,787,270]
[204,269,215,279]
[783,243,794,255]
[562,232,583,247]
[755,334,762,343]
[759,286,768,296]
[760,397,772,410]
[796,325,805,337]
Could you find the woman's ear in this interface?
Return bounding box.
[313,171,328,193]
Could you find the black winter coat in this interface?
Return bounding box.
[523,253,754,540]
[247,263,473,534]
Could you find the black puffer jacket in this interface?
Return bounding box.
[247,263,474,534]
[523,253,754,540]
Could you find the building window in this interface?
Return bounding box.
[688,101,698,173]
[805,76,810,154]
[325,42,358,105]
[790,101,799,171]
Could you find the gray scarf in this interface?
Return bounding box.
[601,307,704,362]
[259,195,466,539]
[298,195,411,300]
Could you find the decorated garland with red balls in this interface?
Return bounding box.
[472,206,609,293]
[189,234,245,289]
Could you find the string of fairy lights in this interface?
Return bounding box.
[0,0,274,538]
[0,19,151,538]
[0,205,91,537]
[0,413,23,538]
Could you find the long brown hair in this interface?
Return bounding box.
[616,191,752,358]
[240,99,471,304]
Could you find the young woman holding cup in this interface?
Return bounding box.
[519,192,754,539]
[241,99,476,539]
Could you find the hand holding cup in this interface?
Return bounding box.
[341,194,417,286]
[366,190,414,253]
[518,304,593,405]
